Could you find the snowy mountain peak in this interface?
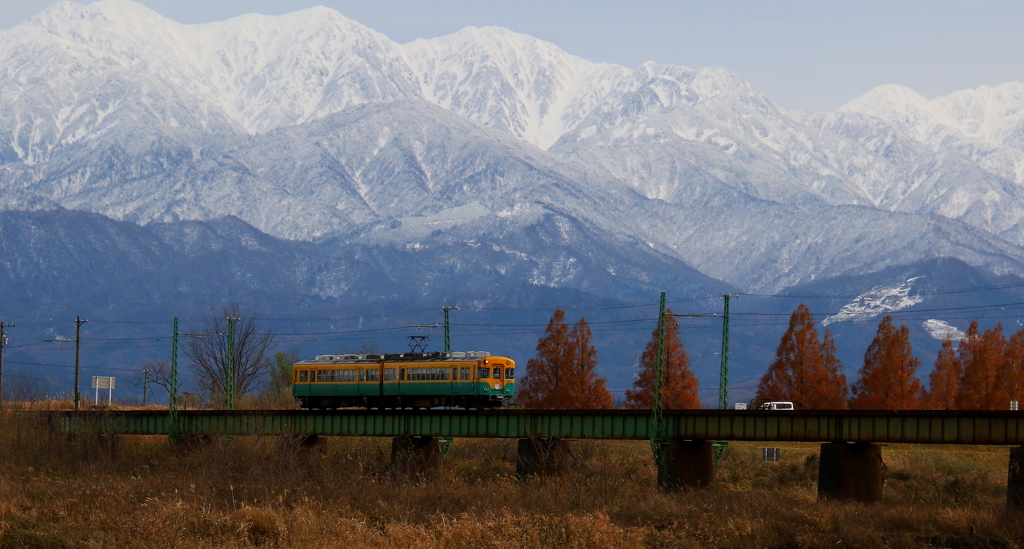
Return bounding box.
[840,84,929,116]
[840,81,1024,184]
[404,25,627,149]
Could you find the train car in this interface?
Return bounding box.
[292,351,515,409]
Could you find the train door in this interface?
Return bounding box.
[450,365,457,397]
[357,367,365,396]
[398,366,406,396]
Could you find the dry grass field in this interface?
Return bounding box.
[1,408,1022,548]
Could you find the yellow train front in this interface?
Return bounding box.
[292,351,515,409]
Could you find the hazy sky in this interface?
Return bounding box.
[2,0,1021,112]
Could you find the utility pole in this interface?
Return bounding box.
[650,291,667,465]
[442,306,459,353]
[225,316,236,410]
[66,315,89,409]
[44,317,89,411]
[73,317,87,411]
[0,322,13,409]
[141,368,149,406]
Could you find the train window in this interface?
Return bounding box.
[400,368,405,381]
[505,368,514,380]
[299,370,308,383]
[462,367,471,380]
[384,368,396,381]
[359,369,364,382]
[366,369,379,382]
[478,367,490,379]
[452,367,458,380]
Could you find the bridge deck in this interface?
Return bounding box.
[42,409,1024,445]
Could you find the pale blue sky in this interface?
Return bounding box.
[2,0,1021,112]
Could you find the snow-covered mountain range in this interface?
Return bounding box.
[3,0,1024,297]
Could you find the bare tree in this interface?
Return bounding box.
[128,360,175,405]
[185,304,273,401]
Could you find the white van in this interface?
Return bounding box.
[758,401,795,411]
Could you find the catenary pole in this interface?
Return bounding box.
[651,291,667,464]
[719,294,732,410]
[443,306,459,353]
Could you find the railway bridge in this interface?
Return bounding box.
[46,408,1024,506]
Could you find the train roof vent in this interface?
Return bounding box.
[342,354,360,360]
[365,354,383,360]
[448,352,466,358]
[316,355,340,361]
[469,351,490,358]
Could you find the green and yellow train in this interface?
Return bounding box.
[292,351,515,409]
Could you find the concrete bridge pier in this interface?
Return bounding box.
[657,439,716,491]
[817,442,883,502]
[516,438,571,478]
[391,436,442,479]
[294,435,327,453]
[1007,446,1024,509]
[168,434,213,448]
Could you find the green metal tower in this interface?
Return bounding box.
[714,294,736,465]
[719,294,732,410]
[650,291,667,465]
[443,306,458,353]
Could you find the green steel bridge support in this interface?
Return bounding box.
[40,409,1024,504]
[47,409,1024,444]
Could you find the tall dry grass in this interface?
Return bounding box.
[0,410,1022,548]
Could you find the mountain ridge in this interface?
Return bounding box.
[4,1,1024,297]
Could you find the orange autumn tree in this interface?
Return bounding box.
[1004,329,1024,405]
[848,315,923,410]
[921,335,962,410]
[517,308,613,409]
[755,304,847,409]
[821,328,848,406]
[625,308,701,409]
[956,322,1007,409]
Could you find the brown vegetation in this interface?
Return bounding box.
[517,308,613,409]
[625,308,700,409]
[849,315,924,410]
[2,411,1024,548]
[756,304,848,409]
[922,336,962,410]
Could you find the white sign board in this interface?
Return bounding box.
[92,376,115,389]
[92,376,116,406]
[734,402,747,410]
